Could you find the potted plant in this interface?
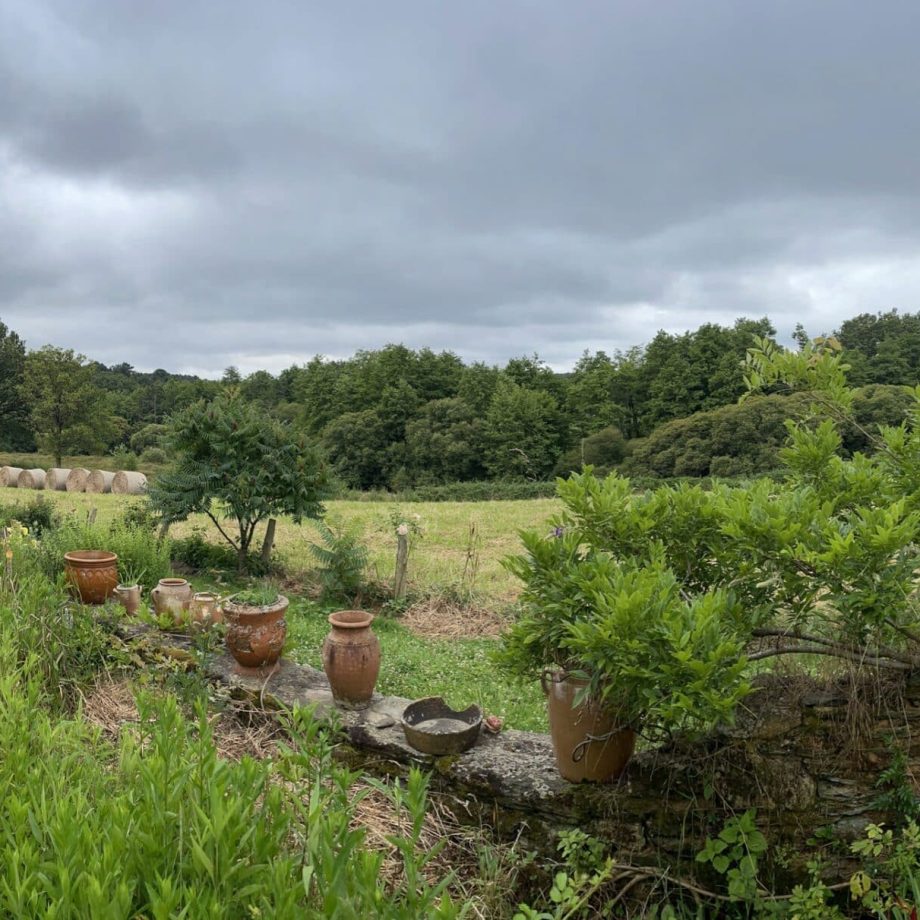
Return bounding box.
[497,525,750,783]
[222,582,288,673]
[114,563,145,616]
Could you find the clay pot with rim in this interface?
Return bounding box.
[150,578,193,624]
[114,583,141,616]
[542,671,636,783]
[64,550,118,605]
[322,610,381,709]
[223,595,288,672]
[188,592,222,629]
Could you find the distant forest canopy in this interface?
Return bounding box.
[2,309,920,488]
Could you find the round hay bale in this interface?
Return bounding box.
[112,471,147,495]
[45,468,71,491]
[0,466,23,487]
[65,468,91,492]
[17,469,46,489]
[86,470,115,494]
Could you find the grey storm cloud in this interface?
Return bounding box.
[3,0,920,375]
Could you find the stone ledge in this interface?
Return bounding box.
[118,622,917,876]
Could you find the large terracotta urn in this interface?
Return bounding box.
[223,595,288,672]
[150,578,193,624]
[322,610,381,709]
[542,671,636,783]
[64,551,118,605]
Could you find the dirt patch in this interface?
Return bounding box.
[401,598,509,640]
[80,678,283,760]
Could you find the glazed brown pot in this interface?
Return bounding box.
[543,671,636,783]
[322,610,381,709]
[189,592,222,629]
[150,578,193,624]
[114,584,141,616]
[64,550,118,605]
[223,595,288,671]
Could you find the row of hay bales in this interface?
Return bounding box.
[0,466,147,494]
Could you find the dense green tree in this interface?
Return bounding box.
[457,362,502,415]
[322,409,392,490]
[20,346,119,465]
[0,321,31,450]
[484,380,565,480]
[151,392,328,570]
[565,352,620,441]
[404,398,487,484]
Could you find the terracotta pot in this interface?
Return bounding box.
[150,578,193,624]
[189,592,222,629]
[64,550,118,605]
[114,584,141,616]
[223,595,288,671]
[543,671,636,783]
[322,610,381,709]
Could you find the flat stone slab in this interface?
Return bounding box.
[205,653,573,813]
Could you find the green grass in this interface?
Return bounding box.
[0,483,559,603]
[284,598,547,732]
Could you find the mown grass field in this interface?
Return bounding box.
[0,479,559,603]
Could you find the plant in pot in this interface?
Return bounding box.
[497,530,751,783]
[114,564,145,616]
[222,582,288,673]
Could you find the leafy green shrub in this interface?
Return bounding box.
[140,445,168,466]
[308,519,369,601]
[497,503,750,737]
[170,533,272,576]
[340,480,558,502]
[0,494,59,536]
[112,446,139,471]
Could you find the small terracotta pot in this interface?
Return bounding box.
[114,584,141,616]
[223,595,288,672]
[64,550,118,605]
[189,592,222,629]
[150,578,193,624]
[543,671,636,783]
[322,610,381,709]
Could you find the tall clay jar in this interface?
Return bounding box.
[542,671,636,783]
[322,610,380,709]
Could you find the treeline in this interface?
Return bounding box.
[2,310,920,486]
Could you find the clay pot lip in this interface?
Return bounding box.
[116,583,141,591]
[64,550,118,566]
[223,595,288,616]
[157,578,190,587]
[328,609,374,629]
[192,591,218,600]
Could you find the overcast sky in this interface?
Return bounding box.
[3,1,920,377]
